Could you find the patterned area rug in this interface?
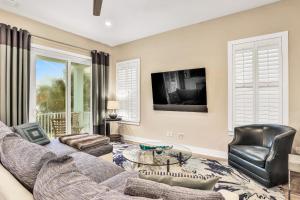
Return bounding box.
[112,143,285,200]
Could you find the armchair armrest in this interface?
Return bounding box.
[265,130,296,171]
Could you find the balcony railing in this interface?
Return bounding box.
[36,112,91,138]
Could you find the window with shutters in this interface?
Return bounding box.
[116,59,140,124]
[228,32,288,133]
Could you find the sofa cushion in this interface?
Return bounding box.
[14,122,50,145]
[0,121,13,141]
[0,134,56,190]
[70,152,124,183]
[33,156,152,200]
[230,145,270,168]
[124,178,225,200]
[0,121,15,160]
[44,139,77,157]
[33,156,109,200]
[100,171,139,192]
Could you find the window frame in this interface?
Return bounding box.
[29,44,93,134]
[228,31,289,135]
[116,58,141,125]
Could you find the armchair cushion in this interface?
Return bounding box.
[230,145,270,168]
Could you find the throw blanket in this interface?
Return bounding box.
[59,134,110,150]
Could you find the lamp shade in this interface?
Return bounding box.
[107,101,120,110]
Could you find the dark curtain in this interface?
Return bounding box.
[0,23,31,126]
[91,51,109,135]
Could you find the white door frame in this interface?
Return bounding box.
[30,44,93,134]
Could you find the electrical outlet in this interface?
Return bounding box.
[166,131,173,137]
[177,132,184,140]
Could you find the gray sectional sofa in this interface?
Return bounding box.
[0,121,234,200]
[0,121,141,200]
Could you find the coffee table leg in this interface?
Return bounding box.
[179,152,183,167]
[167,159,170,173]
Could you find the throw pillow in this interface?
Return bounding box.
[139,171,220,190]
[34,155,152,200]
[124,178,225,200]
[0,134,56,190]
[14,122,50,145]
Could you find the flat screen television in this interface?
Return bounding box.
[151,68,208,112]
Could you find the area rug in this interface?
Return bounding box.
[112,143,285,200]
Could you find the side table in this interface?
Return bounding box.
[288,154,300,199]
[110,134,122,143]
[105,118,122,143]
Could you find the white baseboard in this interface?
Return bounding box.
[122,134,228,159]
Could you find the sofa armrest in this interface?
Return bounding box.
[0,164,33,200]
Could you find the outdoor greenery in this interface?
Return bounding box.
[36,73,90,113]
[37,79,66,113]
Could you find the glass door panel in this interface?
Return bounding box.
[71,63,91,134]
[35,56,67,138]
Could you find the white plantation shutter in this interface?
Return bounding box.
[228,32,288,132]
[233,43,255,127]
[256,38,282,124]
[116,59,140,124]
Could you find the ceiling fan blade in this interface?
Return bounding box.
[93,0,102,16]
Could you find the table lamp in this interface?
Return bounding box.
[107,100,120,119]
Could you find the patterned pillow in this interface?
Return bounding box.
[0,134,56,190]
[14,122,50,145]
[124,178,225,200]
[139,171,220,190]
[34,156,152,200]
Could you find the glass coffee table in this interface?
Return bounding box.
[122,143,192,172]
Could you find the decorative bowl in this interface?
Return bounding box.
[139,144,173,152]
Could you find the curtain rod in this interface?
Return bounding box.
[32,34,92,52]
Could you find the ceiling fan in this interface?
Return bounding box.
[93,0,103,16]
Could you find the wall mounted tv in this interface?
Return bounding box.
[151,68,208,112]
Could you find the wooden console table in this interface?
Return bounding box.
[287,154,300,199]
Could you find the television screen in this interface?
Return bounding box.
[151,68,208,112]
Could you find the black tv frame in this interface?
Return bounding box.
[151,67,208,113]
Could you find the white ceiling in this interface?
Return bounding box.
[0,0,279,46]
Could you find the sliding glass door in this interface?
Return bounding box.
[35,56,67,137]
[31,46,92,137]
[71,63,91,134]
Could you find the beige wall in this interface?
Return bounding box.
[0,9,111,53]
[0,9,115,97]
[1,0,300,153]
[112,0,300,153]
